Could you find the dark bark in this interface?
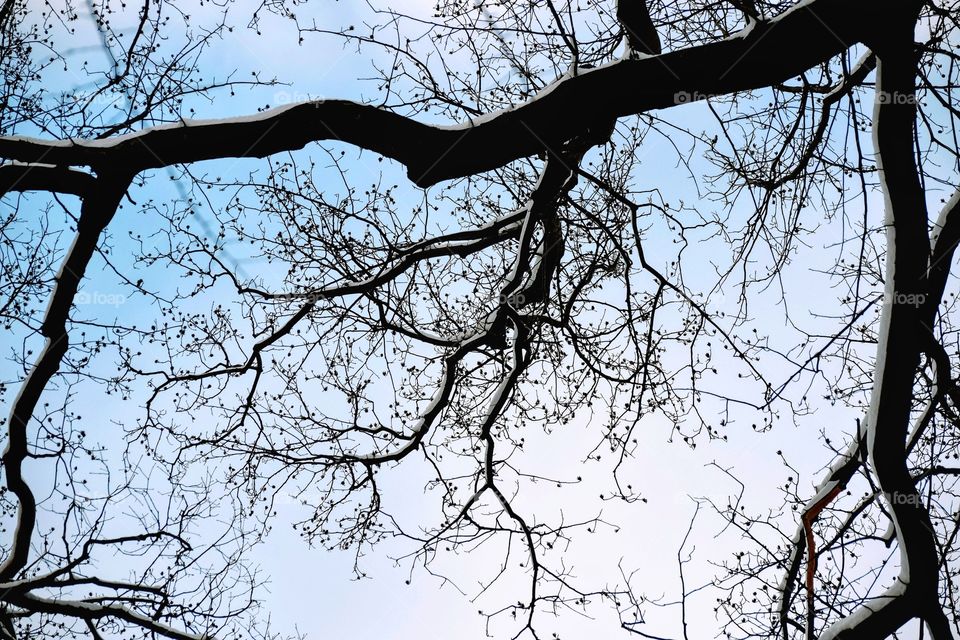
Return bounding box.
[0,164,94,197]
[0,0,896,188]
[617,0,661,55]
[825,2,950,637]
[0,173,131,582]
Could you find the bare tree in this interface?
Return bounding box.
[0,0,959,638]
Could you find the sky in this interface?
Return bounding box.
[2,1,942,639]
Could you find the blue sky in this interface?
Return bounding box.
[6,1,943,638]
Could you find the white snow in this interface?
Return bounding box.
[1,160,59,169]
[818,580,910,640]
[930,187,960,251]
[4,102,312,151]
[784,56,916,636]
[864,57,909,588]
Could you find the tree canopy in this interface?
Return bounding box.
[1,0,960,638]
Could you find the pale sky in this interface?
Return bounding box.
[4,2,932,639]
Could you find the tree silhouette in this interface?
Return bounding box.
[0,0,959,638]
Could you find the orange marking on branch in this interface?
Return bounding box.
[801,483,844,637]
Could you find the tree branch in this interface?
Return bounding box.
[0,0,892,187]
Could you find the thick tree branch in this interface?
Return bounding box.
[822,3,949,637]
[0,164,95,197]
[0,173,131,581]
[0,0,893,187]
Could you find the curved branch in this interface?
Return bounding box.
[0,164,95,197]
[0,0,890,187]
[0,173,132,582]
[822,4,948,637]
